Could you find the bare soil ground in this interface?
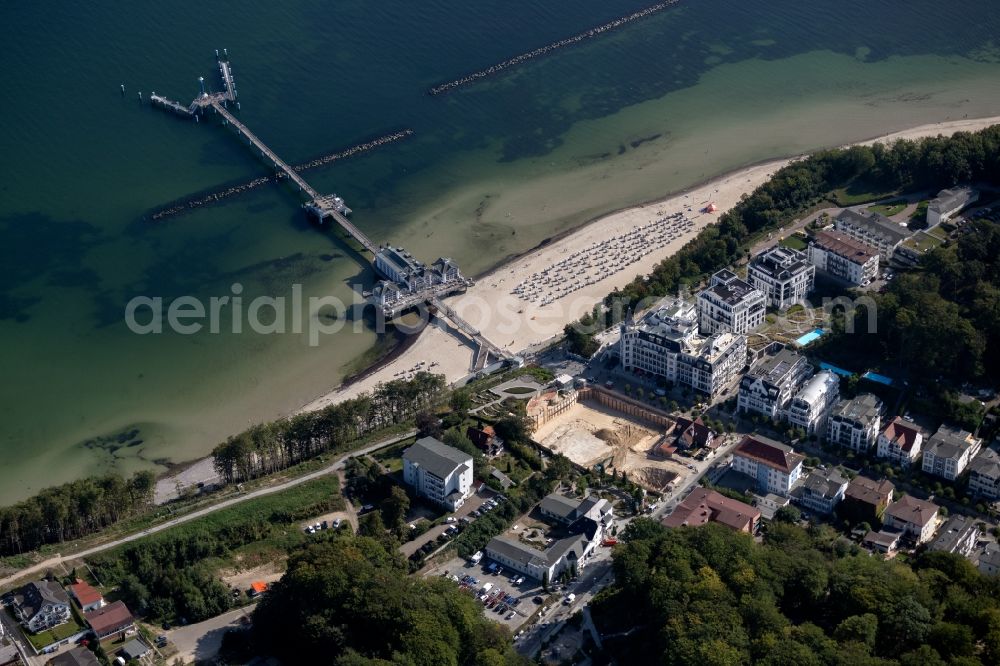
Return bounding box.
[220,562,285,593]
[534,401,687,492]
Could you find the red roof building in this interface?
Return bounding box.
[84,600,134,639]
[662,487,760,533]
[466,426,504,457]
[731,435,805,496]
[877,417,924,467]
[734,435,804,474]
[68,579,104,612]
[672,417,724,451]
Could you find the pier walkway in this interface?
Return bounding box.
[430,297,512,366]
[147,52,509,370]
[210,100,377,254]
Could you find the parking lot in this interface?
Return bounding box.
[426,554,550,632]
[400,492,488,558]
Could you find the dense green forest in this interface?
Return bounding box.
[0,471,154,556]
[566,125,1000,356]
[592,519,1000,666]
[244,536,528,666]
[827,216,1000,385]
[212,371,445,483]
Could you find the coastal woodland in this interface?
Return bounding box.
[233,535,528,666]
[0,371,443,559]
[212,371,445,483]
[0,471,154,555]
[592,519,1000,666]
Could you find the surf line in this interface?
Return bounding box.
[429,0,682,96]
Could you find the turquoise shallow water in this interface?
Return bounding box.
[1,0,999,503]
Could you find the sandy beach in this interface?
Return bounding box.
[298,115,1000,413]
[156,114,1000,500]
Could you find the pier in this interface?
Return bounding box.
[147,52,512,370]
[208,100,376,253]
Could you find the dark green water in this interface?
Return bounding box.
[1,0,999,503]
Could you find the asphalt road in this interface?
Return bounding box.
[0,602,43,666]
[516,548,615,658]
[167,604,256,665]
[0,430,417,592]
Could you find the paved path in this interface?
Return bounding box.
[167,604,255,665]
[0,431,416,591]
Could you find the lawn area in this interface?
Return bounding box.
[489,453,535,485]
[926,225,950,241]
[778,234,808,251]
[830,181,899,207]
[25,617,84,650]
[902,232,944,254]
[910,200,929,226]
[373,438,415,473]
[867,199,908,217]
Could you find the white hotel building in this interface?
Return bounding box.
[826,393,883,452]
[748,245,815,311]
[784,370,840,435]
[697,269,767,336]
[737,347,813,420]
[620,297,747,397]
[402,437,474,511]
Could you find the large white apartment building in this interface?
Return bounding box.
[402,437,474,511]
[921,425,982,481]
[826,393,883,452]
[620,298,747,397]
[834,209,909,261]
[696,269,766,336]
[747,245,815,310]
[806,230,879,286]
[731,435,805,496]
[785,370,840,434]
[876,417,923,468]
[927,187,978,227]
[737,347,813,420]
[968,448,1000,500]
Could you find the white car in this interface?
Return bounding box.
[563,593,576,605]
[505,611,516,620]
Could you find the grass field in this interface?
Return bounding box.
[830,181,899,207]
[902,232,944,254]
[868,199,908,217]
[778,234,808,251]
[91,475,343,567]
[24,616,84,651]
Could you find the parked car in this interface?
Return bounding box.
[506,611,516,620]
[563,593,576,605]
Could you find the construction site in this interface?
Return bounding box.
[531,395,684,493]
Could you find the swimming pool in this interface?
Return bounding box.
[819,362,853,377]
[794,328,825,347]
[863,371,895,386]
